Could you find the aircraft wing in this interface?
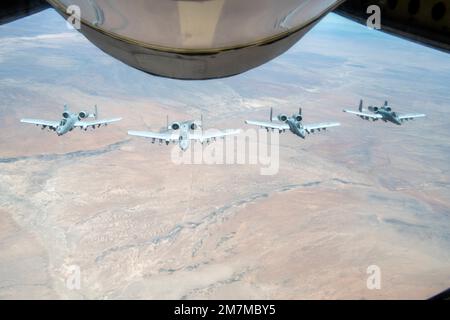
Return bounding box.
[245,120,290,131]
[189,129,241,142]
[343,110,383,119]
[128,130,180,142]
[21,118,59,129]
[397,113,426,121]
[75,118,122,128]
[304,122,340,133]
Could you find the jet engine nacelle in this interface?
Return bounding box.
[385,107,392,112]
[369,106,379,112]
[171,122,181,130]
[294,114,303,122]
[190,123,198,130]
[78,111,89,119]
[278,114,288,122]
[62,112,70,119]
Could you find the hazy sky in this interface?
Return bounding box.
[0,9,449,107]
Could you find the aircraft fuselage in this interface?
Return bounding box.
[177,122,192,151]
[286,118,307,139]
[56,113,78,136]
[374,108,402,125]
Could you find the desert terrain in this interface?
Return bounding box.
[0,10,449,299]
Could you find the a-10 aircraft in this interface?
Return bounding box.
[128,116,240,152]
[343,100,426,125]
[245,108,340,139]
[20,105,122,136]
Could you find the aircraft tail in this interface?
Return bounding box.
[359,100,363,112]
[94,105,98,120]
[299,107,302,115]
[384,100,388,107]
[64,104,69,111]
[270,107,273,122]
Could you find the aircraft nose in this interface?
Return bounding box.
[180,141,189,151]
[300,130,306,139]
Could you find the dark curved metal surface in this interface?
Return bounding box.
[0,0,50,25]
[335,0,450,53]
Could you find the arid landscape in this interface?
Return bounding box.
[0,10,449,299]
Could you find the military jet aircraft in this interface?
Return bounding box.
[343,100,426,125]
[128,116,240,152]
[246,108,340,139]
[21,104,122,136]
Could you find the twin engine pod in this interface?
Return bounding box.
[63,111,91,120]
[170,122,198,130]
